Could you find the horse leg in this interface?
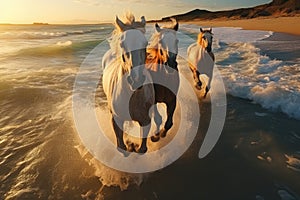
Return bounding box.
[193,70,202,90]
[160,98,176,138]
[153,104,162,132]
[203,77,212,98]
[150,104,163,142]
[137,124,151,153]
[204,87,210,98]
[112,116,127,152]
[137,118,151,154]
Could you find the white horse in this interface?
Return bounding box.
[102,14,153,154]
[145,18,180,142]
[187,28,215,98]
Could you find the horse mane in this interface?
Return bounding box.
[124,12,135,25]
[197,29,213,46]
[146,48,166,71]
[146,32,167,71]
[197,32,204,46]
[161,18,178,29]
[148,32,160,50]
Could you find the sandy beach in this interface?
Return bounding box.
[1,21,300,199]
[184,16,300,35]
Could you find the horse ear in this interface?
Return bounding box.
[173,21,179,31]
[209,27,212,32]
[155,23,161,32]
[141,16,146,26]
[115,16,126,32]
[200,28,203,33]
[170,18,179,31]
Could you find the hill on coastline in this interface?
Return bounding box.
[156,0,300,22]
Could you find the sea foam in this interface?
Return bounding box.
[56,40,73,46]
[179,25,300,120]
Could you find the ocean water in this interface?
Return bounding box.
[0,23,299,199]
[180,24,300,120]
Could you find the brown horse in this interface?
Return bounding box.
[145,19,180,142]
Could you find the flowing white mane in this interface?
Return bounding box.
[108,12,145,57]
[161,18,178,29]
[108,29,121,57]
[148,32,161,50]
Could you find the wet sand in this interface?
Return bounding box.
[93,30,300,199]
[255,32,300,64]
[95,94,300,200]
[184,16,300,35]
[92,57,300,199]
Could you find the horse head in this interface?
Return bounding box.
[154,18,179,71]
[198,28,213,53]
[115,16,148,90]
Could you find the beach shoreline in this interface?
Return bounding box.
[255,32,300,64]
[179,16,300,36]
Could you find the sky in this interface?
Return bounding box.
[0,0,271,24]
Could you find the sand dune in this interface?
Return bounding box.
[185,16,300,35]
[151,0,300,35]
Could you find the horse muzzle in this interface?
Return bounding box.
[165,53,178,73]
[206,46,212,53]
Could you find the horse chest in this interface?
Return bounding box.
[188,44,214,76]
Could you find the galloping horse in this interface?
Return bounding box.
[146,18,180,142]
[187,28,215,98]
[102,15,153,154]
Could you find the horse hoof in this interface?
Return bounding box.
[151,134,160,142]
[117,146,130,157]
[127,143,135,152]
[137,147,148,154]
[160,129,167,138]
[195,82,202,90]
[118,143,127,151]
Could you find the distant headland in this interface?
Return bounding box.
[33,22,49,25]
[149,0,299,22]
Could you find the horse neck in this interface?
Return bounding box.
[197,33,214,61]
[147,33,166,63]
[197,33,206,49]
